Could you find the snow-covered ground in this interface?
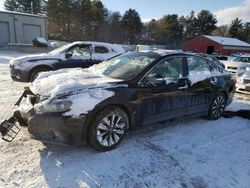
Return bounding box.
[0,51,250,188]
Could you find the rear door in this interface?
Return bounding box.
[137,57,189,125]
[185,56,215,115]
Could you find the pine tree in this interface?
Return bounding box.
[159,14,183,46]
[242,22,250,43]
[122,9,143,43]
[229,18,244,39]
[4,0,44,14]
[185,11,198,40]
[196,10,217,35]
[4,0,19,11]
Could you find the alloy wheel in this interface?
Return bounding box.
[96,114,126,147]
[212,96,225,118]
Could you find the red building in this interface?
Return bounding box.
[183,35,250,55]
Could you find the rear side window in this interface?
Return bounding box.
[187,57,210,73]
[187,57,211,85]
[95,46,109,53]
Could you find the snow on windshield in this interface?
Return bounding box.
[90,52,157,80]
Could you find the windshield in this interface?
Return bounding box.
[92,52,160,80]
[48,43,73,55]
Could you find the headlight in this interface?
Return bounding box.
[237,77,242,84]
[34,100,72,113]
[13,61,26,69]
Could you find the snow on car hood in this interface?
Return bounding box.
[10,53,63,65]
[30,68,124,117]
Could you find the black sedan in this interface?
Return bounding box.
[0,51,235,151]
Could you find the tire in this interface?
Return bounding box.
[89,107,129,151]
[207,93,226,120]
[29,67,52,82]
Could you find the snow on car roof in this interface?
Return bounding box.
[204,35,250,47]
[72,41,125,53]
[139,49,182,56]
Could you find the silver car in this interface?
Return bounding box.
[236,65,250,94]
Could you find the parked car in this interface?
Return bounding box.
[10,41,125,82]
[1,52,235,151]
[221,55,250,73]
[236,65,250,94]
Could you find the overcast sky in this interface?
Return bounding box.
[0,0,249,25]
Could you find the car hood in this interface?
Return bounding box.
[240,70,250,79]
[30,67,124,99]
[10,53,64,65]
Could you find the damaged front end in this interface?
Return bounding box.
[0,87,36,142]
[0,87,88,145]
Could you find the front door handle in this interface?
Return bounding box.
[178,85,188,89]
[210,78,217,84]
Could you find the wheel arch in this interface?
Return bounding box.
[29,65,54,81]
[83,103,134,143]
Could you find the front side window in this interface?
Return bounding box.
[68,44,91,58]
[143,57,184,87]
[95,46,109,54]
[148,57,184,80]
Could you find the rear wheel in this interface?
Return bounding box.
[207,94,226,120]
[29,67,52,82]
[89,107,129,151]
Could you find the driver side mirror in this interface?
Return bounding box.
[65,52,72,59]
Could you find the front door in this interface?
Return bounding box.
[137,57,189,125]
[55,44,95,69]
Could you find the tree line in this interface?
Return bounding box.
[4,0,250,46]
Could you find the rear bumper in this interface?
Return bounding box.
[18,109,88,145]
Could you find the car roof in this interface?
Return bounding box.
[70,41,125,52]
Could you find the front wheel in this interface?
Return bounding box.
[89,107,129,151]
[207,94,226,120]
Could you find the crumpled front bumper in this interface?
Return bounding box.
[25,111,87,145]
[0,89,89,145]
